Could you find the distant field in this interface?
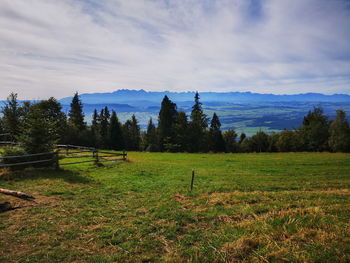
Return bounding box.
[1,152,350,262]
[77,101,350,136]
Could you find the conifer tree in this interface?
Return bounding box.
[109,111,124,150]
[189,92,208,152]
[239,133,246,144]
[145,118,158,152]
[68,92,86,131]
[174,111,189,152]
[123,115,141,151]
[208,113,225,152]
[99,107,110,148]
[0,117,3,134]
[36,98,67,144]
[18,104,57,154]
[300,107,329,151]
[250,130,269,152]
[91,109,100,147]
[1,93,22,138]
[157,96,178,151]
[223,129,238,152]
[328,110,350,152]
[276,129,301,152]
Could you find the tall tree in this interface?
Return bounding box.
[123,115,141,151]
[276,129,301,152]
[239,133,246,144]
[223,129,238,152]
[68,92,86,131]
[267,133,279,152]
[144,118,158,152]
[208,113,225,152]
[99,107,110,148]
[328,110,350,152]
[300,107,329,151]
[189,92,208,152]
[109,111,124,150]
[174,111,189,152]
[91,109,100,147]
[35,97,67,144]
[18,103,58,154]
[1,93,22,138]
[250,130,269,152]
[157,96,178,151]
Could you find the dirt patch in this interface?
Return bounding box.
[0,192,61,213]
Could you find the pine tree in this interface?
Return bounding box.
[267,133,279,152]
[174,111,189,152]
[145,118,158,152]
[35,98,67,144]
[1,93,22,138]
[99,107,110,148]
[158,96,178,151]
[91,109,100,147]
[123,115,141,151]
[239,133,246,144]
[328,110,350,152]
[300,107,329,151]
[130,115,141,150]
[276,129,301,152]
[189,92,208,152]
[68,92,86,131]
[223,129,238,152]
[208,113,225,152]
[18,104,57,154]
[109,111,124,150]
[250,130,269,152]
[0,117,3,134]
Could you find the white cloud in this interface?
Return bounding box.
[0,0,349,99]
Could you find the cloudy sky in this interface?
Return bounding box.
[0,0,350,99]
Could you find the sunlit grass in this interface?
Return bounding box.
[1,152,349,262]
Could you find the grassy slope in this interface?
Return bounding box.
[0,152,350,262]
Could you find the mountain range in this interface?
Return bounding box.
[59,89,350,105]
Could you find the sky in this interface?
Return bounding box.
[0,0,350,100]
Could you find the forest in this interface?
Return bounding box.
[1,91,350,156]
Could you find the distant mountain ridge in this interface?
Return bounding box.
[59,89,350,105]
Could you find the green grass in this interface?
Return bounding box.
[1,152,350,262]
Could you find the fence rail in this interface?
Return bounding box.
[0,144,126,169]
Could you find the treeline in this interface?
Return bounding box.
[1,92,350,153]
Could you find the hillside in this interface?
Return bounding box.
[1,152,350,262]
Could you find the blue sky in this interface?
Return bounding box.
[0,0,350,99]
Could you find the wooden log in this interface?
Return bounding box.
[0,188,35,200]
[0,202,12,212]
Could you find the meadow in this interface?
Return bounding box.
[1,152,350,262]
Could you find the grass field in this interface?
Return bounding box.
[1,152,350,262]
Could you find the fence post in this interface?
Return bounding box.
[94,149,99,165]
[190,170,195,191]
[54,151,60,170]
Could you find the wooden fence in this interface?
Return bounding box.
[56,145,127,166]
[0,152,58,169]
[0,144,126,169]
[0,133,16,146]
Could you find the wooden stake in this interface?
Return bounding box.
[190,170,195,191]
[54,151,59,170]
